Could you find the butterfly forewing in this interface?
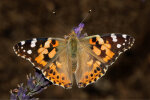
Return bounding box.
[85,33,135,65]
[99,33,135,65]
[14,38,62,68]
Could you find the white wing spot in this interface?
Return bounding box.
[111,33,117,42]
[27,50,32,54]
[113,38,117,42]
[21,47,23,49]
[21,56,25,58]
[31,38,37,48]
[118,52,122,55]
[129,41,131,44]
[122,34,127,38]
[117,44,121,48]
[33,38,37,41]
[131,42,134,46]
[31,62,35,66]
[31,43,36,48]
[115,57,119,60]
[123,43,125,45]
[103,68,107,73]
[23,50,26,52]
[21,41,25,45]
[124,48,127,51]
[26,58,31,61]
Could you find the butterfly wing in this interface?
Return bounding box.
[13,38,73,89]
[75,33,135,88]
[99,33,135,65]
[75,45,107,88]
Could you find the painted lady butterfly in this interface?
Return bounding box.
[13,23,135,89]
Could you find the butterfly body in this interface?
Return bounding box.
[13,23,135,89]
[68,33,78,58]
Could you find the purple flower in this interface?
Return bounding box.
[10,70,52,100]
[73,23,85,38]
[10,84,31,100]
[10,90,17,100]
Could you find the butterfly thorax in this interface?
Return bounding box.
[67,32,79,72]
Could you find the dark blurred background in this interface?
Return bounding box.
[0,0,150,99]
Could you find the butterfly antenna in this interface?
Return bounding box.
[80,9,92,23]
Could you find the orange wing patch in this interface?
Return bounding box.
[78,61,106,88]
[48,48,56,58]
[87,59,93,67]
[35,39,59,69]
[101,45,114,60]
[89,38,96,45]
[89,37,115,63]
[93,46,101,55]
[51,40,59,47]
[35,49,48,67]
[43,63,72,89]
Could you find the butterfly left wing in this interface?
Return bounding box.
[81,33,135,66]
[13,38,73,89]
[75,33,135,88]
[99,33,135,65]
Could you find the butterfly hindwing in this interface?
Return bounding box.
[75,37,107,88]
[42,48,73,89]
[13,38,73,88]
[75,45,107,88]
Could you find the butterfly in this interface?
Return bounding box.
[13,23,135,89]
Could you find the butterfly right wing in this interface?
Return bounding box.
[13,38,73,89]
